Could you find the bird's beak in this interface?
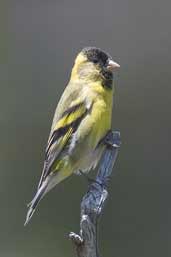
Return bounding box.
[107,59,120,71]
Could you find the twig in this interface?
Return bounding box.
[69,130,121,257]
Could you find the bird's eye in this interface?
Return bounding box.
[92,58,98,64]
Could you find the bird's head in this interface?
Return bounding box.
[71,47,120,88]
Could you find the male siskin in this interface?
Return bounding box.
[25,47,120,225]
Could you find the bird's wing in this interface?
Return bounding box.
[38,100,91,189]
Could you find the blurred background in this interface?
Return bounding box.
[1,0,171,256]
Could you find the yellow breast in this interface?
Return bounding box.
[87,81,114,149]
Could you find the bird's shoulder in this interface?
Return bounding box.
[50,81,87,131]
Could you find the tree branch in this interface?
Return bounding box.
[69,130,121,257]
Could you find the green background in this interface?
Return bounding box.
[1,0,171,256]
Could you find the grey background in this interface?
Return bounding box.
[1,0,171,256]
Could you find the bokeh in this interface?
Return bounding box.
[1,0,171,256]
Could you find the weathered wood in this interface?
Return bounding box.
[69,130,121,257]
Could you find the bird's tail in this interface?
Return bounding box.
[24,181,48,226]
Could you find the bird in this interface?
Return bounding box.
[24,47,120,225]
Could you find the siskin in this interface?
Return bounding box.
[25,47,120,225]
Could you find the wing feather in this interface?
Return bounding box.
[38,100,90,189]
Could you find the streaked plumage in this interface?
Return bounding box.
[25,47,120,225]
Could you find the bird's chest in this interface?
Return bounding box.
[67,87,113,172]
[72,97,112,154]
[90,97,112,144]
[71,100,112,172]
